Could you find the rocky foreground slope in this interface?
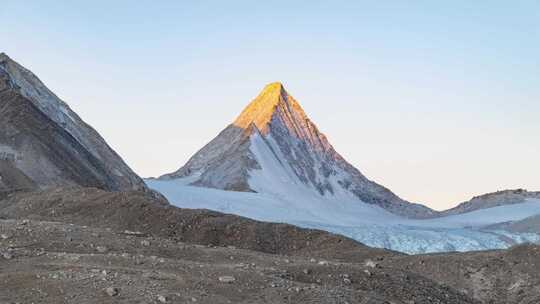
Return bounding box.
[0,53,146,193]
[384,244,540,304]
[0,217,479,304]
[0,187,475,304]
[0,187,389,262]
[1,187,540,304]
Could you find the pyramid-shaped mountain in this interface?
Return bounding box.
[161,82,434,218]
[0,53,147,193]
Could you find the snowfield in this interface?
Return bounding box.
[146,177,540,254]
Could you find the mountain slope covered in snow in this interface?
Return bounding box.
[152,82,540,254]
[147,178,540,254]
[160,82,434,218]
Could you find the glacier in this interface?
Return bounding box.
[146,176,540,255]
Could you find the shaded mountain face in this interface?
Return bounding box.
[161,82,435,218]
[0,53,147,193]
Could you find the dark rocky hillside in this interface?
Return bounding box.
[0,53,147,193]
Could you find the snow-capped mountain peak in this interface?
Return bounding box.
[233,82,289,132]
[161,82,435,218]
[150,82,540,253]
[234,82,331,153]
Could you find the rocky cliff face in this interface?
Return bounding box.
[161,82,435,218]
[0,53,147,193]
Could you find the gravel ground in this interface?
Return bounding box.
[0,218,477,304]
[3,187,539,303]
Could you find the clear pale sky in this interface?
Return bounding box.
[2,1,539,210]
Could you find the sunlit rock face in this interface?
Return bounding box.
[161,82,435,218]
[0,53,147,192]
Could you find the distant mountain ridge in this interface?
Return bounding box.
[161,82,436,218]
[440,189,540,216]
[0,53,147,193]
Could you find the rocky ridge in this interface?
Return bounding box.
[440,189,540,216]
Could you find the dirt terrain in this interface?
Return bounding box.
[1,187,539,303]
[383,244,540,304]
[0,187,479,304]
[0,217,477,304]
